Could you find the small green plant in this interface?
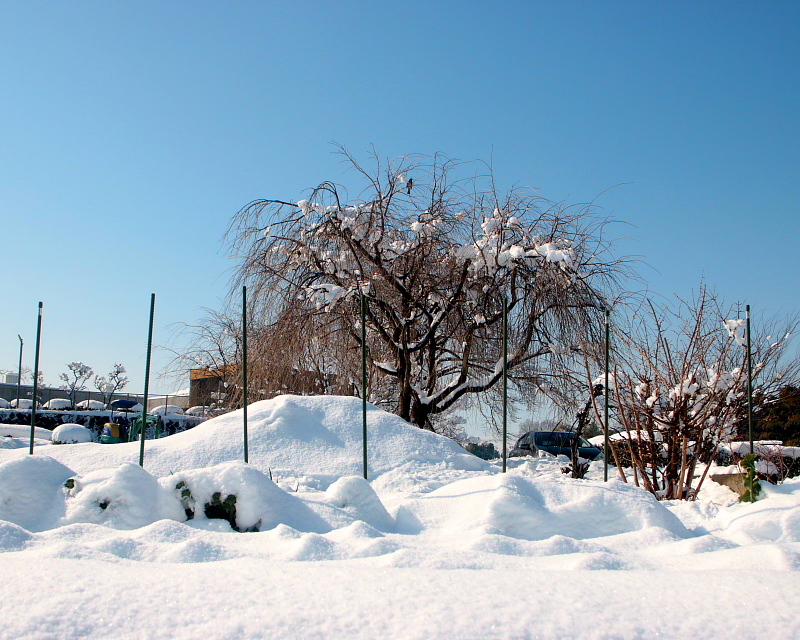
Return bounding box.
[740,454,762,502]
[63,477,81,496]
[175,481,195,519]
[204,492,248,530]
[174,482,258,532]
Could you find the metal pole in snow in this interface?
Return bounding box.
[16,335,23,409]
[604,309,610,482]
[502,297,508,473]
[242,285,249,463]
[746,304,754,457]
[138,294,155,467]
[29,303,42,455]
[361,290,368,480]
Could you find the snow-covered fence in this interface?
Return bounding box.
[0,409,205,441]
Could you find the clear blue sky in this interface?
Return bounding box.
[1,1,798,394]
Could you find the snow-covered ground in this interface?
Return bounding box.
[1,395,799,640]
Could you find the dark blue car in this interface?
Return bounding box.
[510,431,603,461]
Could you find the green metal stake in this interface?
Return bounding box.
[242,285,249,464]
[746,304,754,457]
[16,334,23,410]
[138,294,156,467]
[502,297,508,473]
[361,290,368,480]
[604,309,610,482]
[29,302,43,455]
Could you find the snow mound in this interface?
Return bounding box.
[401,471,692,541]
[703,479,800,544]
[52,423,93,444]
[3,395,487,479]
[0,456,75,531]
[0,520,32,551]
[166,461,331,533]
[0,425,52,440]
[324,475,395,531]
[63,462,185,529]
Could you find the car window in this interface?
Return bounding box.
[534,432,582,447]
[533,432,551,447]
[555,433,573,447]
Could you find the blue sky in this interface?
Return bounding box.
[1,1,798,395]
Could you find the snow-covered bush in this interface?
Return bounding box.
[588,289,798,500]
[165,461,330,533]
[63,463,185,529]
[75,399,106,410]
[43,398,73,410]
[51,423,93,444]
[151,404,184,416]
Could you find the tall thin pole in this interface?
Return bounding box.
[604,309,610,482]
[502,297,508,473]
[746,304,754,456]
[242,285,249,463]
[139,294,156,467]
[361,291,368,480]
[29,303,43,455]
[16,335,23,408]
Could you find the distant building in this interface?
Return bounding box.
[189,366,237,407]
[189,364,344,408]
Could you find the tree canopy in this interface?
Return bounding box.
[226,149,627,431]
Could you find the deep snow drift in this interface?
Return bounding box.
[1,395,799,640]
[0,394,486,478]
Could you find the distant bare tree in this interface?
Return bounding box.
[59,362,93,407]
[225,148,628,431]
[166,304,245,407]
[93,363,129,404]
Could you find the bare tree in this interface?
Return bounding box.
[93,363,129,404]
[165,304,245,407]
[588,289,799,500]
[225,149,628,431]
[59,362,93,407]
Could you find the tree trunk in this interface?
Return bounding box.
[410,400,435,431]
